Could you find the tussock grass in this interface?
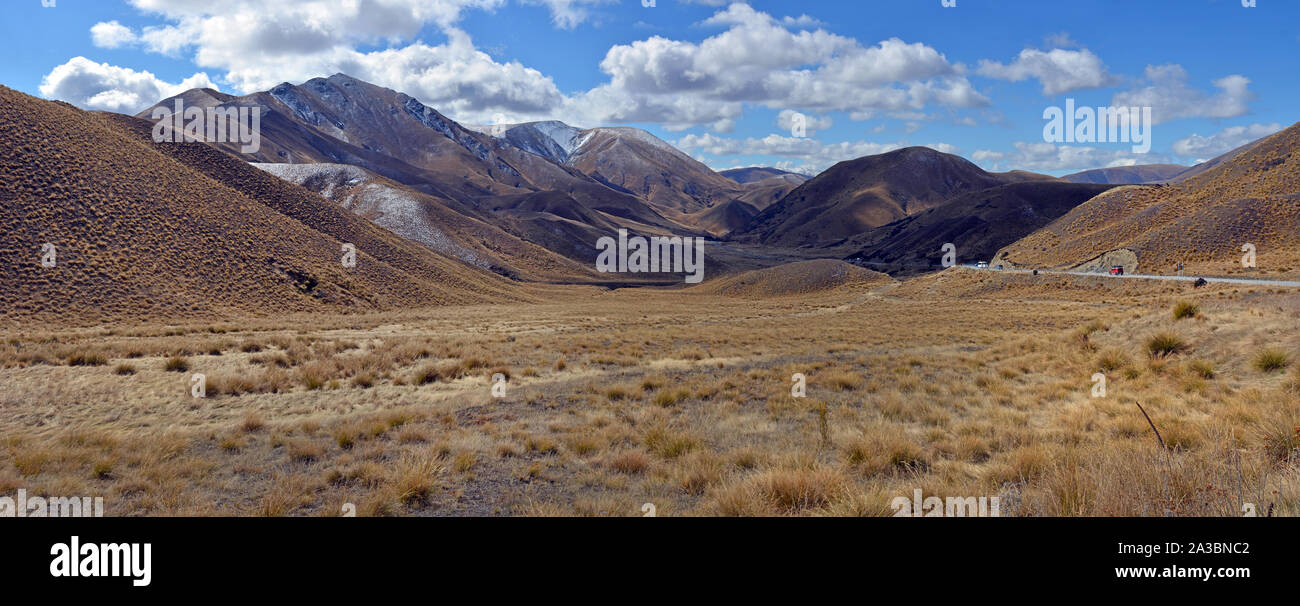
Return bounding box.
[1172,301,1199,320]
[1146,332,1187,357]
[5,278,1300,517]
[1253,348,1292,373]
[163,356,190,372]
[607,450,650,474]
[65,350,109,367]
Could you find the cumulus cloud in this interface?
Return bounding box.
[520,0,616,29]
[971,141,1170,173]
[977,47,1112,95]
[1172,122,1282,160]
[782,14,825,28]
[676,132,959,174]
[50,2,992,131]
[38,57,217,114]
[776,109,832,136]
[579,4,986,128]
[1111,64,1253,124]
[90,21,138,49]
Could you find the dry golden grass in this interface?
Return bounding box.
[1,272,1298,516]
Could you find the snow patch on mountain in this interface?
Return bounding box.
[467,120,583,165]
[252,163,490,269]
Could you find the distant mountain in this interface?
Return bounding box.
[994,121,1300,275]
[843,181,1115,275]
[252,162,595,282]
[1165,137,1269,183]
[139,75,695,264]
[472,121,745,218]
[736,147,1053,248]
[466,120,582,165]
[1062,164,1188,185]
[0,85,519,324]
[690,199,760,237]
[731,172,808,213]
[720,167,808,185]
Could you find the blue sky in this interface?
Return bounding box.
[2,0,1296,175]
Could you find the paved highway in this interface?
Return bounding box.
[972,266,1300,288]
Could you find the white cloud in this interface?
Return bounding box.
[90,21,138,49]
[1111,64,1253,124]
[782,14,825,28]
[520,0,616,29]
[581,4,986,128]
[972,141,1170,173]
[676,132,959,174]
[776,109,832,136]
[1042,32,1079,49]
[977,47,1111,95]
[1171,122,1282,159]
[38,56,217,114]
[52,2,993,131]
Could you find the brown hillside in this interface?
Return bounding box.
[843,181,1115,275]
[995,122,1300,277]
[692,259,893,298]
[567,127,744,216]
[733,173,805,211]
[689,199,759,238]
[0,85,520,326]
[737,147,1050,248]
[252,162,595,282]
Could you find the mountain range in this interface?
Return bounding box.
[3,71,1296,324]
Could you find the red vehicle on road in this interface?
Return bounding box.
[1109,265,1125,276]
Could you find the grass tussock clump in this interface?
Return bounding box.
[713,467,849,516]
[1252,348,1292,373]
[1073,319,1109,350]
[1145,332,1187,358]
[391,454,443,506]
[240,413,266,433]
[607,450,650,474]
[604,384,637,401]
[1187,359,1216,379]
[1172,301,1199,321]
[652,388,690,407]
[163,356,190,372]
[842,431,931,475]
[823,371,863,391]
[644,425,700,459]
[65,350,109,367]
[1095,348,1131,372]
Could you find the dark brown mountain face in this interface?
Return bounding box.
[737,147,1050,248]
[843,181,1114,275]
[690,199,761,237]
[0,85,522,326]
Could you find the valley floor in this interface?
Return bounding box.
[2,269,1299,516]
